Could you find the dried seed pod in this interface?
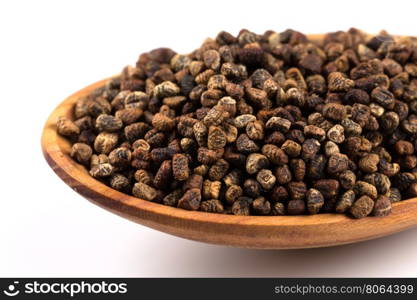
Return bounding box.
[324,141,339,157]
[306,188,324,214]
[379,159,400,177]
[95,114,123,133]
[252,197,271,215]
[178,188,202,211]
[350,195,374,219]
[246,153,269,174]
[132,182,157,201]
[287,199,306,215]
[89,163,114,178]
[281,140,301,157]
[172,153,189,181]
[339,170,356,189]
[225,185,243,204]
[207,126,227,150]
[371,87,395,109]
[327,124,345,144]
[217,96,237,116]
[256,169,276,190]
[354,181,378,199]
[223,123,238,143]
[203,49,221,70]
[372,195,392,217]
[57,117,80,137]
[232,198,251,216]
[341,118,362,137]
[193,121,208,147]
[236,134,259,153]
[94,132,118,154]
[358,154,380,173]
[200,200,224,213]
[335,190,356,213]
[70,143,93,165]
[203,106,226,126]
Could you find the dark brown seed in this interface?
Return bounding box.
[314,179,339,199]
[327,153,349,175]
[172,154,189,181]
[70,143,93,165]
[287,181,307,200]
[178,188,202,211]
[287,199,306,215]
[335,190,355,213]
[200,199,224,213]
[132,182,157,201]
[306,188,324,214]
[358,154,380,173]
[252,197,271,215]
[372,195,392,217]
[232,197,251,216]
[350,195,374,219]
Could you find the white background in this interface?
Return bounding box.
[1,0,417,277]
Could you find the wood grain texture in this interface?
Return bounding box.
[41,34,417,249]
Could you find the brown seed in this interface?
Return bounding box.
[89,163,113,178]
[252,197,271,215]
[271,202,286,215]
[57,117,80,137]
[350,195,374,219]
[207,126,227,150]
[234,114,257,128]
[70,143,93,165]
[314,179,339,199]
[163,189,183,207]
[328,72,355,92]
[335,190,355,213]
[110,174,130,192]
[327,153,349,175]
[172,153,189,181]
[275,165,292,185]
[246,153,269,174]
[208,159,229,181]
[225,184,243,205]
[94,132,118,154]
[388,188,401,203]
[178,188,202,211]
[152,113,175,132]
[281,140,301,157]
[322,103,347,121]
[290,159,306,181]
[304,125,326,141]
[243,179,262,198]
[358,154,380,173]
[154,81,180,98]
[266,117,291,132]
[395,140,414,155]
[327,124,345,144]
[153,160,172,189]
[339,170,356,189]
[200,200,224,213]
[287,199,306,215]
[246,120,264,140]
[236,134,259,153]
[262,144,288,165]
[287,181,307,200]
[372,195,392,217]
[202,180,222,200]
[109,147,132,167]
[256,169,276,190]
[132,182,157,201]
[302,139,321,160]
[354,181,378,199]
[232,198,251,216]
[306,188,324,214]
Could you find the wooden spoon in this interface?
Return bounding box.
[41,77,417,249]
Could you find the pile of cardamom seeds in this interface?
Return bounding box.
[57,28,417,218]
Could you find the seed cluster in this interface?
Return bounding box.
[57,28,417,218]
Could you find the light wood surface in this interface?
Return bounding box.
[41,34,417,248]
